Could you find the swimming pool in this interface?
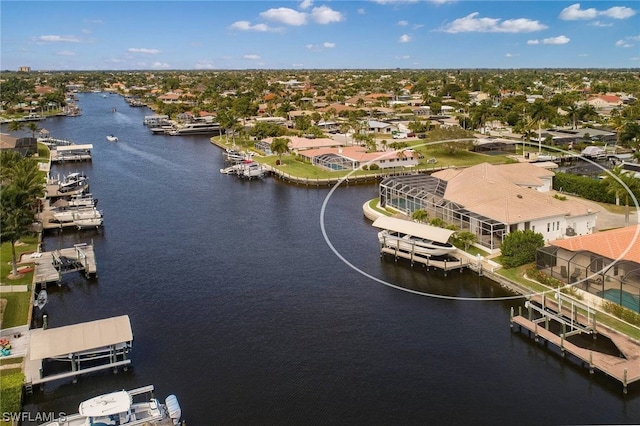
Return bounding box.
[598,288,640,312]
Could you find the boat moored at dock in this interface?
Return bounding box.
[38,385,182,426]
[373,216,457,257]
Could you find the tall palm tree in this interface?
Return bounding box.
[565,103,579,130]
[271,137,290,165]
[529,100,551,152]
[602,165,639,226]
[26,121,40,139]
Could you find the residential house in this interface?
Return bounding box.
[379,162,597,252]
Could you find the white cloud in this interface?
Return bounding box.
[229,21,272,32]
[600,6,636,19]
[357,8,366,14]
[615,40,633,47]
[399,34,412,43]
[578,53,589,57]
[260,8,307,26]
[243,54,261,60]
[441,12,547,33]
[310,6,344,24]
[559,4,597,20]
[560,3,636,20]
[590,20,613,27]
[305,42,336,51]
[527,39,540,45]
[38,35,80,42]
[542,35,570,45]
[127,48,160,54]
[505,53,518,57]
[151,62,171,69]
[299,0,313,10]
[398,20,409,26]
[56,51,76,56]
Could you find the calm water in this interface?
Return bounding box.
[8,94,639,425]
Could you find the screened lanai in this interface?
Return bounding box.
[312,153,356,171]
[379,174,508,251]
[536,246,640,313]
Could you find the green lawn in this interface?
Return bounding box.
[1,237,38,329]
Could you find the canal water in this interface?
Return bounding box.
[9,93,639,425]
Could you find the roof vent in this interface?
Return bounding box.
[517,194,523,198]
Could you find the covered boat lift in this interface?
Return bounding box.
[24,315,133,390]
[51,143,93,162]
[372,216,467,274]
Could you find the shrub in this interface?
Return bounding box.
[369,164,380,170]
[602,301,640,326]
[501,230,544,268]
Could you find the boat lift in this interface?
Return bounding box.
[24,315,133,392]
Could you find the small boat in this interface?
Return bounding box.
[75,217,104,230]
[39,385,182,426]
[36,290,48,310]
[57,172,89,193]
[107,135,118,142]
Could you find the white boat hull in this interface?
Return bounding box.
[378,231,457,257]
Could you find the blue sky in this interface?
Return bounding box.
[1,1,639,70]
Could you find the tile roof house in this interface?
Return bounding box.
[380,162,598,252]
[540,225,640,312]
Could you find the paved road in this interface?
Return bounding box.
[564,194,637,231]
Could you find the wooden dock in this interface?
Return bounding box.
[510,293,640,394]
[33,243,97,286]
[380,247,469,275]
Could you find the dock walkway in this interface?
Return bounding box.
[511,293,640,393]
[33,243,97,286]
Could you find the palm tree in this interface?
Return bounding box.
[602,165,639,226]
[529,100,551,152]
[452,231,478,251]
[565,103,579,130]
[0,154,44,276]
[26,121,40,139]
[7,119,24,134]
[412,209,428,223]
[271,137,289,165]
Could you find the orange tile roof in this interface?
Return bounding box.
[551,225,640,263]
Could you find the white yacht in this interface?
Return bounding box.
[167,121,221,136]
[39,385,181,426]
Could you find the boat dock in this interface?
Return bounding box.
[510,291,640,394]
[33,243,97,286]
[379,246,469,274]
[50,144,93,163]
[23,315,133,390]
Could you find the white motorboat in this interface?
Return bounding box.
[67,193,98,208]
[107,134,118,142]
[373,216,457,257]
[223,148,254,162]
[39,385,181,426]
[58,172,89,193]
[377,230,457,257]
[75,217,104,230]
[53,207,102,223]
[241,161,266,179]
[36,290,48,309]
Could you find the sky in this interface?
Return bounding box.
[1,1,639,71]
